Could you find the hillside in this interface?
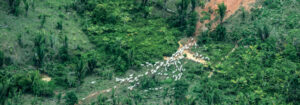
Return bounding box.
[0,0,299,105]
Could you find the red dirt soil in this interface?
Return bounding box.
[172,0,256,64]
[195,0,256,35]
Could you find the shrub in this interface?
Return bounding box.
[91,3,120,24]
[59,36,69,62]
[18,71,54,96]
[139,75,160,89]
[72,0,97,15]
[6,71,55,98]
[115,56,127,73]
[23,0,29,16]
[57,93,62,104]
[257,25,270,41]
[31,0,35,10]
[173,80,189,104]
[56,21,63,30]
[46,64,77,88]
[8,0,32,16]
[83,51,98,74]
[197,30,212,45]
[14,73,34,92]
[94,94,108,105]
[240,35,259,46]
[8,0,21,16]
[226,27,251,43]
[282,43,298,62]
[64,92,78,105]
[200,11,211,23]
[99,70,113,80]
[241,7,247,21]
[186,11,198,37]
[199,0,205,8]
[17,34,23,48]
[213,24,226,41]
[263,25,270,40]
[131,91,143,104]
[32,80,55,97]
[121,97,133,105]
[286,73,300,104]
[0,72,10,104]
[33,34,46,68]
[193,79,223,105]
[87,58,97,73]
[75,60,86,85]
[40,15,47,28]
[160,78,173,84]
[0,51,4,67]
[264,0,280,9]
[3,57,12,66]
[49,34,54,48]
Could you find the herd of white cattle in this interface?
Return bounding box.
[116,39,209,90]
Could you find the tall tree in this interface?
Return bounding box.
[8,0,21,16]
[141,0,150,18]
[217,3,227,23]
[59,36,69,62]
[191,0,197,11]
[23,0,29,16]
[0,51,4,67]
[142,0,149,7]
[33,34,45,68]
[176,0,191,30]
[75,59,86,85]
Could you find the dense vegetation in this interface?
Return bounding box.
[72,0,199,73]
[0,0,299,105]
[194,0,300,104]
